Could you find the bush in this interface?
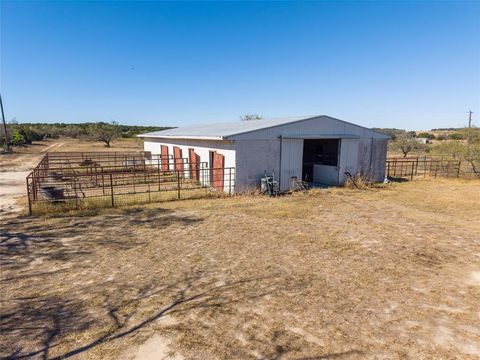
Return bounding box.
[448,133,465,140]
[344,174,374,190]
[11,129,25,146]
[417,132,435,139]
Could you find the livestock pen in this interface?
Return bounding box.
[26,151,235,215]
[386,156,479,180]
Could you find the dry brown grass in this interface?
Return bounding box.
[1,178,479,359]
[46,137,143,153]
[0,138,142,170]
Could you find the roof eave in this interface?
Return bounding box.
[137,133,226,141]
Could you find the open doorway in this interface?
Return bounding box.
[302,139,340,183]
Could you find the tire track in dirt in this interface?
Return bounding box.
[0,141,64,217]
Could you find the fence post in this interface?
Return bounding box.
[133,171,136,193]
[73,175,78,209]
[229,168,232,195]
[144,158,147,183]
[177,171,181,199]
[415,157,419,175]
[411,162,415,181]
[32,174,37,200]
[148,177,151,203]
[26,177,32,216]
[110,173,115,207]
[457,161,461,178]
[102,171,105,195]
[158,165,161,191]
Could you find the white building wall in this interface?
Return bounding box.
[234,139,281,192]
[142,138,236,192]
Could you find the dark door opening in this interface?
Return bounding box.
[302,139,340,181]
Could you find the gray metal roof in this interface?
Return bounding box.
[138,116,313,140]
[138,115,389,140]
[283,134,361,139]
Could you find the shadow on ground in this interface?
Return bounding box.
[0,208,200,270]
[0,208,301,359]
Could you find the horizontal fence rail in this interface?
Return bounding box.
[386,156,479,180]
[26,152,478,215]
[26,152,235,215]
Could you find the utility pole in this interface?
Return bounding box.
[0,93,9,151]
[468,110,473,128]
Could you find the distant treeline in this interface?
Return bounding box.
[373,128,416,140]
[373,128,467,141]
[1,122,174,147]
[430,127,462,131]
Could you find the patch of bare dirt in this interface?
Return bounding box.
[1,179,479,359]
[0,138,141,217]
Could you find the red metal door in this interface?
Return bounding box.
[212,152,224,190]
[173,146,183,171]
[160,145,169,170]
[189,148,200,180]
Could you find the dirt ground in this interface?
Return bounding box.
[0,138,142,216]
[1,140,479,359]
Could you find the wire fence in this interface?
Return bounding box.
[26,152,478,215]
[26,152,235,215]
[386,156,479,180]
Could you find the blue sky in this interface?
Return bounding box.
[1,1,479,130]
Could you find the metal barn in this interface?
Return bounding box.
[138,115,389,192]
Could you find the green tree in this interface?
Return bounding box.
[241,114,263,121]
[11,128,25,146]
[389,133,424,157]
[89,121,121,147]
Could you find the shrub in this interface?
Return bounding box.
[448,133,465,140]
[11,129,25,146]
[344,174,373,190]
[417,132,435,139]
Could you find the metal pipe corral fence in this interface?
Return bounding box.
[386,156,477,180]
[26,151,235,215]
